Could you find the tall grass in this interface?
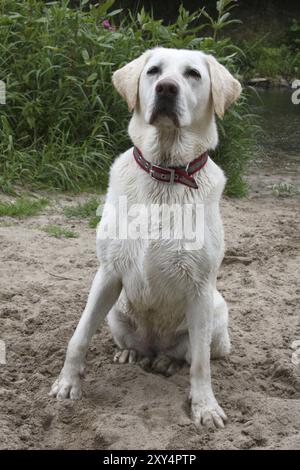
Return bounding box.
[0,0,259,196]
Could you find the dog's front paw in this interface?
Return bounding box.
[49,372,82,400]
[191,400,227,429]
[114,348,139,364]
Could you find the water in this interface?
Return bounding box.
[247,87,300,194]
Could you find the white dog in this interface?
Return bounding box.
[50,47,241,429]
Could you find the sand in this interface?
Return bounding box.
[0,184,299,450]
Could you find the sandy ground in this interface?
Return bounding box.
[0,180,300,450]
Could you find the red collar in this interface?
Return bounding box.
[133,146,208,189]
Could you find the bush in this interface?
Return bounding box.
[211,89,260,197]
[0,0,258,196]
[240,39,300,80]
[287,19,300,52]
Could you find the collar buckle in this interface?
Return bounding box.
[167,167,176,184]
[150,166,175,184]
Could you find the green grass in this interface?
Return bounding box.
[64,197,101,228]
[63,197,100,218]
[42,224,79,238]
[88,215,101,229]
[0,197,49,218]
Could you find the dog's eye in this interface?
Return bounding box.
[185,68,201,79]
[147,66,160,76]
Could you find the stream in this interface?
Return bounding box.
[247,87,300,195]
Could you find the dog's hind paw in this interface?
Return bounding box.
[152,355,183,377]
[49,374,82,400]
[140,354,183,377]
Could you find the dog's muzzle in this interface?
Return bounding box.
[149,79,179,126]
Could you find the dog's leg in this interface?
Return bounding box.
[211,290,231,359]
[50,267,122,399]
[186,285,227,429]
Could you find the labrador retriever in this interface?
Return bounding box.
[50,47,241,429]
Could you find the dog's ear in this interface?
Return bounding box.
[112,51,151,112]
[206,55,242,119]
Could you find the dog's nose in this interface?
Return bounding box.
[155,79,178,98]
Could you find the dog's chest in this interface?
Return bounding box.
[97,151,224,313]
[100,219,217,312]
[114,238,204,336]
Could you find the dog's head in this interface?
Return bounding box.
[112,47,241,129]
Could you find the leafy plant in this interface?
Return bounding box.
[241,43,298,78]
[287,19,300,51]
[212,89,261,197]
[240,22,300,80]
[0,0,259,196]
[202,0,241,41]
[0,0,122,191]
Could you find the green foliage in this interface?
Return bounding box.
[42,224,79,238]
[0,0,258,196]
[287,19,300,51]
[240,17,300,79]
[63,196,101,227]
[240,40,300,79]
[63,196,99,217]
[212,89,261,197]
[202,0,241,41]
[0,0,123,192]
[88,215,101,228]
[0,196,48,218]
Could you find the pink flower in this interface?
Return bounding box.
[102,20,111,30]
[102,19,116,32]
